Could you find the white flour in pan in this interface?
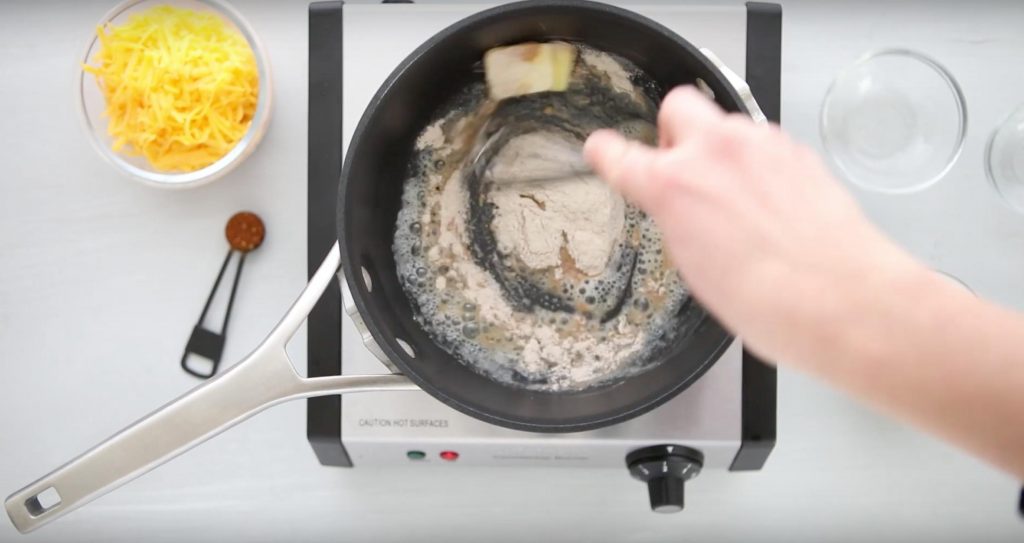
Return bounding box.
[488,131,625,276]
[393,45,693,391]
[580,47,638,97]
[432,168,645,380]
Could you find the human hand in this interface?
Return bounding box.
[584,86,927,370]
[585,86,1024,481]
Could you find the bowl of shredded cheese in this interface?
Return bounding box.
[79,0,271,188]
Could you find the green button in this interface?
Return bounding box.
[406,450,426,460]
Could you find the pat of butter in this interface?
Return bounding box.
[484,42,577,101]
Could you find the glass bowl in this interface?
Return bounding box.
[78,0,272,189]
[935,270,974,295]
[986,103,1024,213]
[821,49,966,194]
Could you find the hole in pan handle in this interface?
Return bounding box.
[3,242,419,535]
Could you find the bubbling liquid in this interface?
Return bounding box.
[392,45,702,391]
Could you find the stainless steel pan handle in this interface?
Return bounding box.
[5,242,417,534]
[699,47,767,125]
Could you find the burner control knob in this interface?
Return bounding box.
[626,445,704,513]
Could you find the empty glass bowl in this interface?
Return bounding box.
[821,49,966,194]
[986,103,1024,213]
[935,270,974,295]
[78,0,272,189]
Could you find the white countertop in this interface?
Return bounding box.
[1,1,1022,542]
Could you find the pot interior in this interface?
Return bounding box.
[338,0,741,432]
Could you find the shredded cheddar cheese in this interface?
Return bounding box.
[85,6,259,172]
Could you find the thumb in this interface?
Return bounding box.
[584,129,661,210]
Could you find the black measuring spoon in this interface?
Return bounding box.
[181,211,266,379]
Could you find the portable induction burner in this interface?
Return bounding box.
[306,1,781,512]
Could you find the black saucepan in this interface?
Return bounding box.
[5,0,761,533]
[338,0,756,432]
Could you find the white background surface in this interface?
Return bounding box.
[1,0,1023,542]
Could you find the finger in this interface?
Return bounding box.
[657,85,726,147]
[584,129,663,210]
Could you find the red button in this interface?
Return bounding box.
[439,450,459,461]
